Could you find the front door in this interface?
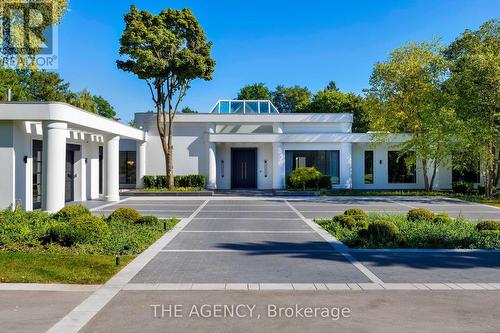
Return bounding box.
[65,150,75,202]
[231,148,257,189]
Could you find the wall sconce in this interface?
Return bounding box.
[379,160,382,165]
[85,158,88,164]
[221,160,224,178]
[23,156,28,164]
[264,160,268,178]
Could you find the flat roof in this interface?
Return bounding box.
[0,102,146,141]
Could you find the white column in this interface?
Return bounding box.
[136,141,146,189]
[340,142,353,189]
[207,123,216,189]
[273,122,284,134]
[272,142,285,189]
[42,121,67,212]
[104,135,120,201]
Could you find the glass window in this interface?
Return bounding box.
[270,103,279,113]
[219,101,230,113]
[364,151,374,184]
[388,151,416,183]
[285,150,340,185]
[259,101,269,113]
[32,140,43,209]
[119,151,136,185]
[245,101,259,113]
[230,101,244,113]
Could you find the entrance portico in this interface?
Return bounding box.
[0,102,147,212]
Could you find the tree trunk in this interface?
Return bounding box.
[429,160,438,191]
[422,159,430,192]
[166,117,174,190]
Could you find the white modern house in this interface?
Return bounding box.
[0,102,146,212]
[122,100,459,192]
[1,100,480,212]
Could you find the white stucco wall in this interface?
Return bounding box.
[0,121,15,209]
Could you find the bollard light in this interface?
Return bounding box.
[116,255,121,266]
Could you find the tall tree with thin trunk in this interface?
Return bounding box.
[364,40,455,191]
[117,6,215,189]
[445,20,499,198]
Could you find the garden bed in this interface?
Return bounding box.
[0,206,179,283]
[316,208,500,249]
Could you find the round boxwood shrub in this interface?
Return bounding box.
[137,215,159,226]
[68,215,109,244]
[108,207,141,223]
[433,213,453,224]
[407,208,434,222]
[344,208,367,222]
[364,220,400,243]
[332,215,357,229]
[476,220,500,231]
[53,205,91,222]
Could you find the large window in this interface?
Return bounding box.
[285,150,340,184]
[388,151,416,183]
[364,151,374,184]
[119,151,136,185]
[32,140,43,209]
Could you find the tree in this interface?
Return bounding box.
[237,83,271,100]
[69,89,98,114]
[325,81,340,92]
[0,68,28,101]
[445,20,500,197]
[93,95,116,118]
[0,0,68,67]
[303,89,370,132]
[181,106,198,113]
[117,6,215,189]
[364,40,454,191]
[22,70,71,101]
[271,85,311,113]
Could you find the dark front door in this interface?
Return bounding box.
[231,148,257,189]
[65,150,75,202]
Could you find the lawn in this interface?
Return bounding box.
[0,206,179,284]
[0,252,134,284]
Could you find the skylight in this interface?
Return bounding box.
[209,100,280,114]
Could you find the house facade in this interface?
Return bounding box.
[122,100,458,192]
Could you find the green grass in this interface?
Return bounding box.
[0,252,134,284]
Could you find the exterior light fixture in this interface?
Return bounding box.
[221,160,224,178]
[264,160,268,178]
[23,156,28,164]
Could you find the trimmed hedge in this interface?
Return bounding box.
[407,208,434,222]
[433,213,453,224]
[53,205,91,222]
[108,208,141,223]
[452,181,474,194]
[344,208,368,222]
[332,214,368,230]
[286,167,332,190]
[476,220,500,231]
[143,174,206,189]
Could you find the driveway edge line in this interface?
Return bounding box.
[89,197,132,212]
[47,200,210,333]
[284,200,384,284]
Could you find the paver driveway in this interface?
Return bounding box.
[130,199,370,283]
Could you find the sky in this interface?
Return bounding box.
[55,0,499,122]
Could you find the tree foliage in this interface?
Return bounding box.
[181,106,198,113]
[236,83,271,100]
[117,5,215,189]
[445,19,500,197]
[271,85,311,113]
[93,95,117,118]
[364,40,453,191]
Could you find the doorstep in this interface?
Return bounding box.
[120,190,214,197]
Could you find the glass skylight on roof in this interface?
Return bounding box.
[209,100,280,114]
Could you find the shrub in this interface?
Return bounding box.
[332,215,357,229]
[332,214,367,229]
[433,213,453,224]
[476,220,500,231]
[53,205,91,222]
[137,215,159,226]
[344,208,367,221]
[143,175,157,188]
[363,220,400,243]
[407,208,434,222]
[287,167,331,190]
[108,208,141,223]
[45,216,109,246]
[452,181,473,194]
[174,174,206,188]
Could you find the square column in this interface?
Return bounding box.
[104,135,120,201]
[206,123,217,190]
[136,141,146,189]
[41,121,67,212]
[272,142,285,189]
